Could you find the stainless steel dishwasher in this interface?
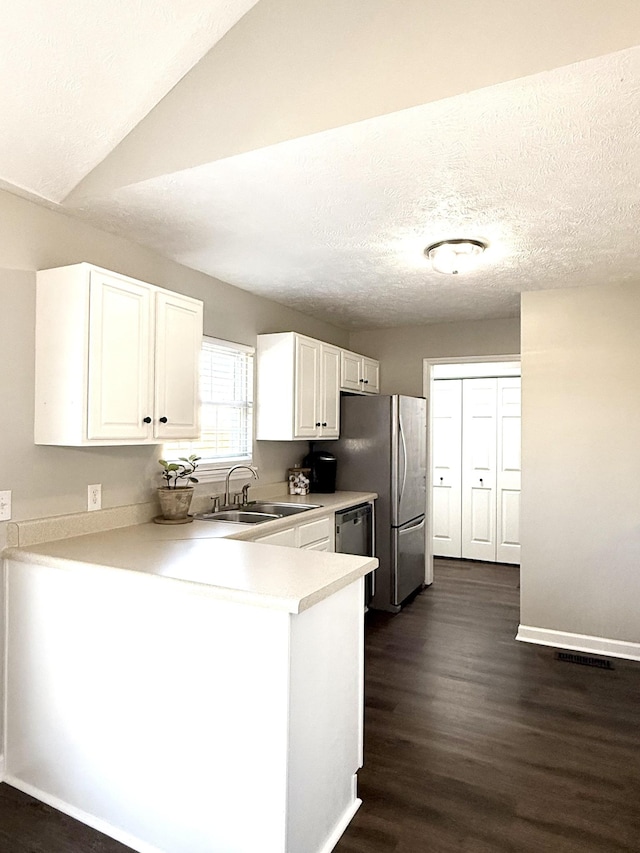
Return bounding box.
[335,503,375,605]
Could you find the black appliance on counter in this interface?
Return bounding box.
[302,447,337,493]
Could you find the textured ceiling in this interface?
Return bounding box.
[1,2,639,329]
[69,48,640,329]
[0,0,258,202]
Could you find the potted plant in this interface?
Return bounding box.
[156,455,200,522]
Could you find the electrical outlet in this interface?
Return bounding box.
[88,484,102,512]
[0,490,11,521]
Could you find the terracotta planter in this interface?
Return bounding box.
[157,486,194,520]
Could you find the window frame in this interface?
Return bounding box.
[164,335,255,484]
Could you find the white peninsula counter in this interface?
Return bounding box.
[3,497,377,853]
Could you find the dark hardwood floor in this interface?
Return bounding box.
[336,558,640,853]
[0,783,132,853]
[2,558,639,852]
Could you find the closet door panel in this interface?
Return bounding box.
[461,379,497,561]
[496,378,521,563]
[431,380,462,557]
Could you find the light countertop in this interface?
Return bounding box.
[4,490,377,614]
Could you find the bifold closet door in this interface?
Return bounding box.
[431,380,462,557]
[432,375,521,564]
[496,378,521,563]
[461,379,497,561]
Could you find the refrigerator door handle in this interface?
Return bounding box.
[399,516,426,533]
[398,417,407,513]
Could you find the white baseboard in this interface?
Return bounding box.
[516,624,640,662]
[318,797,362,853]
[2,775,164,853]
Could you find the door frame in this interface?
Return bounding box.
[422,355,521,582]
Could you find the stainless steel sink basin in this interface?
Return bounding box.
[193,501,320,525]
[246,501,320,517]
[193,510,280,524]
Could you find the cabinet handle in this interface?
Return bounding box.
[143,416,152,424]
[159,417,168,424]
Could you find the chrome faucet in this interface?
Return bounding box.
[223,464,258,508]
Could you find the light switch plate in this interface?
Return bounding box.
[0,490,12,521]
[88,484,102,512]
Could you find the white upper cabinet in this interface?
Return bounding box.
[340,350,380,394]
[34,264,203,446]
[257,333,340,441]
[293,335,322,438]
[361,356,380,393]
[319,343,340,438]
[153,290,202,441]
[87,271,154,441]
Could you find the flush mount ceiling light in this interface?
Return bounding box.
[424,239,486,275]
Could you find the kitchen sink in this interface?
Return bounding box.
[245,501,320,516]
[193,510,281,524]
[193,501,320,525]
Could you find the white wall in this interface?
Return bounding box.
[0,188,350,549]
[520,283,640,653]
[349,318,520,396]
[0,188,352,771]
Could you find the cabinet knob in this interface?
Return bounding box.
[322,422,327,427]
[315,422,321,427]
[364,379,369,384]
[479,478,483,485]
[159,416,168,424]
[359,378,364,383]
[143,416,152,424]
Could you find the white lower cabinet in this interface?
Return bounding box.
[254,513,335,552]
[254,527,299,548]
[35,263,203,446]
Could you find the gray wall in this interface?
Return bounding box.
[349,318,520,396]
[0,188,350,549]
[520,283,640,645]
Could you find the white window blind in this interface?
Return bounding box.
[165,337,254,469]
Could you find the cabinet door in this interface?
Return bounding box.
[255,527,298,547]
[294,337,321,438]
[297,516,334,550]
[496,378,521,564]
[87,272,154,440]
[340,350,362,392]
[361,358,380,394]
[461,379,497,561]
[319,344,340,438]
[154,291,203,440]
[301,539,332,551]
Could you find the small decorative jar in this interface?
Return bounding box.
[288,467,311,495]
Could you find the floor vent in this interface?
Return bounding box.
[555,651,614,669]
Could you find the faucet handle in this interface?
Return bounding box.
[210,496,220,512]
[232,492,243,505]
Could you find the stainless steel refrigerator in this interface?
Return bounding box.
[326,394,428,612]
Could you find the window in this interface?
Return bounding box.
[164,337,254,481]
